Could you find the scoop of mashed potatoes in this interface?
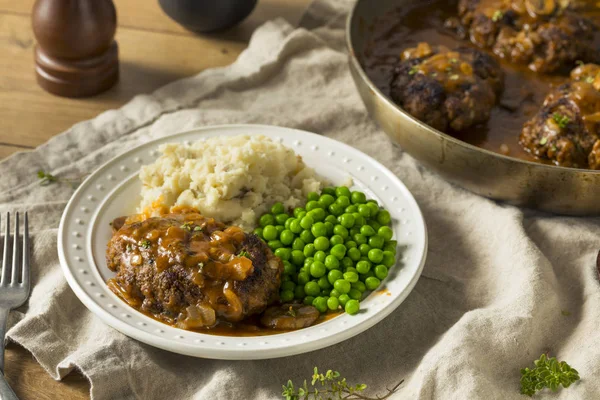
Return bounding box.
[138,135,324,230]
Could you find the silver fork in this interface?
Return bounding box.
[0,212,30,400]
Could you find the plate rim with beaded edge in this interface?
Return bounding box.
[57,124,428,360]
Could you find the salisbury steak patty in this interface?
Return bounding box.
[106,211,283,329]
[390,42,503,132]
[520,63,600,168]
[457,0,599,73]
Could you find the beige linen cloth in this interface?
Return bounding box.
[3,1,600,399]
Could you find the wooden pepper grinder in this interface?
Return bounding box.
[32,0,119,98]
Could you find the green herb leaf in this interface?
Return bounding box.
[180,222,193,231]
[539,137,548,145]
[37,170,57,186]
[520,354,580,397]
[585,76,594,84]
[492,10,503,22]
[552,113,571,129]
[237,250,251,259]
[193,226,203,231]
[139,239,151,249]
[408,66,419,75]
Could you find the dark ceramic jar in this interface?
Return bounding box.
[158,0,257,33]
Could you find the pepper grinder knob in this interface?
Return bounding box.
[32,0,119,97]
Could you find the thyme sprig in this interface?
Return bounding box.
[282,367,403,400]
[520,354,580,397]
[37,170,86,188]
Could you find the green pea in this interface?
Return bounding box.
[365,276,381,290]
[359,244,371,256]
[270,202,284,215]
[345,240,357,249]
[306,200,321,211]
[369,235,385,249]
[293,207,305,218]
[366,202,379,217]
[297,271,310,285]
[259,214,275,227]
[322,187,336,196]
[333,225,349,239]
[300,215,314,230]
[327,296,340,311]
[314,251,326,263]
[345,205,358,214]
[343,271,359,283]
[304,281,321,296]
[346,266,358,274]
[383,243,396,254]
[336,196,351,208]
[328,269,344,285]
[329,288,341,298]
[339,213,355,228]
[324,222,334,236]
[284,218,294,230]
[351,281,367,293]
[311,222,327,237]
[289,219,302,234]
[312,296,328,313]
[294,285,305,299]
[304,257,314,268]
[300,230,315,243]
[290,250,305,266]
[275,213,290,225]
[328,203,344,216]
[325,215,338,225]
[282,280,296,291]
[366,248,383,264]
[349,227,360,237]
[385,240,398,251]
[377,226,394,241]
[262,225,278,241]
[282,274,291,282]
[324,254,340,270]
[353,233,367,245]
[303,296,315,305]
[280,290,294,302]
[367,220,382,232]
[318,276,331,289]
[341,257,353,269]
[297,211,307,220]
[335,186,352,198]
[318,194,335,208]
[280,230,294,245]
[375,264,389,280]
[330,235,344,246]
[345,299,360,315]
[382,251,395,267]
[351,191,367,204]
[283,261,296,275]
[333,279,351,294]
[347,247,361,262]
[310,261,326,278]
[353,213,366,227]
[356,260,371,274]
[292,238,305,251]
[307,192,319,202]
[314,236,330,251]
[268,240,283,250]
[360,225,376,237]
[377,210,391,225]
[253,227,264,238]
[275,248,291,261]
[360,270,375,280]
[330,244,347,260]
[358,204,371,218]
[338,294,350,307]
[309,208,326,222]
[348,288,362,300]
[303,244,316,258]
[276,225,285,234]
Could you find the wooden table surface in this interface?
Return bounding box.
[0,0,310,398]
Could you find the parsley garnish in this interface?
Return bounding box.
[282,367,403,400]
[408,66,419,75]
[126,244,133,251]
[37,170,57,186]
[585,76,594,84]
[492,10,503,22]
[180,222,193,231]
[539,137,548,145]
[193,225,203,232]
[139,239,151,249]
[237,250,251,259]
[520,354,580,397]
[552,113,571,129]
[286,306,297,317]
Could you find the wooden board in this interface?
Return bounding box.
[0,0,311,398]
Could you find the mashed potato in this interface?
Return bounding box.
[138,135,325,230]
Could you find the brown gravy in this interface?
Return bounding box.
[361,0,600,162]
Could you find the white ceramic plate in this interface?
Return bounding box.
[58,124,427,360]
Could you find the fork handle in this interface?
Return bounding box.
[0,372,18,400]
[0,308,7,373]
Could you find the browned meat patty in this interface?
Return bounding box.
[390,42,503,132]
[520,63,600,169]
[106,211,283,329]
[457,0,599,73]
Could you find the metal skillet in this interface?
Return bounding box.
[346,0,600,215]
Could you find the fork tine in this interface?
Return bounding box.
[22,212,29,288]
[11,212,19,285]
[1,213,9,285]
